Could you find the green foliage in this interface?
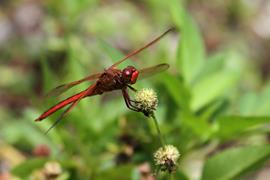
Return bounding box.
[170,0,205,85]
[216,116,270,140]
[202,145,270,180]
[12,158,47,178]
[1,1,270,179]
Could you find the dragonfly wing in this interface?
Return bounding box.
[138,63,169,80]
[111,28,174,68]
[45,72,101,98]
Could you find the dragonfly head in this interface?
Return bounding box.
[122,66,139,84]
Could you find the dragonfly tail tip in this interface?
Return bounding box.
[35,117,41,122]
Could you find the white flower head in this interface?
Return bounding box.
[134,88,158,116]
[43,161,62,178]
[154,145,180,173]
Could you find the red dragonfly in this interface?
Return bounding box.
[35,28,173,133]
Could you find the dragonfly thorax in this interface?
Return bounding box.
[122,66,139,84]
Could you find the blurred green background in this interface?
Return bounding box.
[1,0,270,179]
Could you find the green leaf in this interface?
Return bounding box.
[49,0,97,20]
[89,97,127,131]
[191,51,245,112]
[169,0,185,28]
[12,158,47,178]
[174,170,189,180]
[67,35,89,82]
[216,116,270,139]
[159,170,189,180]
[202,145,270,180]
[0,121,54,147]
[169,0,205,85]
[96,165,134,180]
[24,109,64,148]
[40,57,56,93]
[191,70,239,111]
[254,83,270,115]
[195,52,226,83]
[180,112,211,140]
[237,92,258,115]
[161,73,190,109]
[200,99,228,120]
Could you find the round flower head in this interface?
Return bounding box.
[154,145,180,173]
[134,88,158,116]
[43,161,62,178]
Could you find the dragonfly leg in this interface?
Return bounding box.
[127,85,137,92]
[127,85,141,104]
[122,88,140,112]
[129,99,139,103]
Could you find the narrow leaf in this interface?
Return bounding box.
[169,0,205,84]
[216,116,270,139]
[202,145,270,180]
[191,70,239,111]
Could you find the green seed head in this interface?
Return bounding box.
[134,88,158,116]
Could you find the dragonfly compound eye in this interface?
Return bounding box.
[122,66,138,84]
[130,70,139,84]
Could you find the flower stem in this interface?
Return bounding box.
[154,166,161,177]
[151,114,165,147]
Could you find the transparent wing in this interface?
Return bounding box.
[138,63,169,80]
[111,28,174,68]
[45,73,101,98]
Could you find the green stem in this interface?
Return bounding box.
[154,166,161,177]
[151,113,165,147]
[170,173,175,180]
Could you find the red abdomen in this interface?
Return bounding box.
[35,89,94,121]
